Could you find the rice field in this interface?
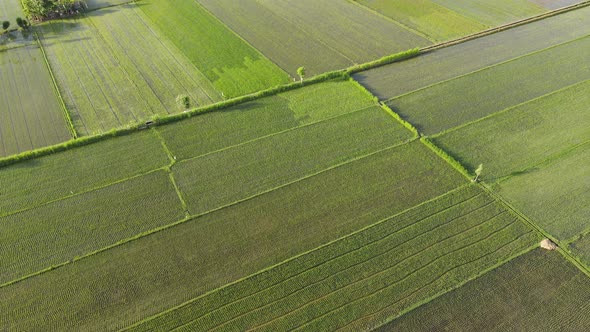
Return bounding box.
[429,0,545,26]
[37,3,221,136]
[380,249,590,331]
[0,42,72,157]
[0,0,22,22]
[196,0,431,76]
[85,0,132,11]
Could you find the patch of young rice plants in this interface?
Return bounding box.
[173,105,413,215]
[128,186,538,331]
[433,79,590,180]
[356,0,487,42]
[0,43,71,157]
[0,170,184,285]
[158,80,378,161]
[85,0,132,10]
[0,141,466,330]
[495,142,590,241]
[353,5,590,100]
[196,0,430,77]
[0,0,23,22]
[387,35,590,135]
[379,249,590,331]
[37,4,221,136]
[530,0,587,9]
[569,235,590,269]
[136,0,289,97]
[430,0,545,26]
[0,130,169,216]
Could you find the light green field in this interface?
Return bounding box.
[196,0,430,76]
[158,80,379,161]
[0,0,22,22]
[129,185,538,331]
[353,6,590,100]
[433,79,590,180]
[431,0,545,26]
[0,170,184,285]
[0,130,169,216]
[386,35,590,134]
[85,0,131,10]
[0,141,466,330]
[137,0,289,97]
[173,106,413,215]
[356,0,487,42]
[0,43,71,157]
[495,142,590,241]
[37,3,221,136]
[380,249,590,331]
[530,0,586,9]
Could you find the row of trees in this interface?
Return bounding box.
[22,0,86,21]
[2,18,30,33]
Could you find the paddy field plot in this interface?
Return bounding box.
[0,170,185,285]
[85,0,132,10]
[355,0,487,42]
[196,0,430,76]
[0,43,71,157]
[0,140,466,330]
[527,0,586,10]
[353,5,590,100]
[136,0,290,98]
[129,185,538,332]
[380,249,590,331]
[37,3,221,136]
[386,35,590,135]
[0,130,169,216]
[0,0,23,22]
[429,0,545,26]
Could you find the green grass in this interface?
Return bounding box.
[0,170,185,285]
[494,142,590,241]
[136,0,290,97]
[196,0,430,76]
[0,0,23,22]
[128,185,537,331]
[353,5,590,100]
[0,130,169,216]
[379,249,590,331]
[0,43,71,157]
[356,0,487,42]
[386,35,590,135]
[433,79,590,180]
[0,141,465,330]
[430,0,546,26]
[157,80,379,161]
[173,105,413,215]
[37,3,221,136]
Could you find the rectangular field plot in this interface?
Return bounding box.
[0,170,184,285]
[0,0,23,21]
[433,80,590,180]
[353,5,590,100]
[528,0,586,9]
[0,44,72,157]
[0,130,169,216]
[196,0,430,76]
[85,0,131,10]
[129,186,538,331]
[430,0,545,26]
[137,0,290,98]
[0,141,467,330]
[37,4,221,136]
[158,80,379,161]
[356,0,487,42]
[495,142,590,241]
[387,36,590,135]
[380,249,590,331]
[173,106,413,215]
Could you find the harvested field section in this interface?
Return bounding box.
[0,130,169,216]
[137,0,289,97]
[433,80,590,180]
[158,81,377,160]
[495,142,590,241]
[353,6,590,99]
[0,44,71,157]
[0,170,184,285]
[356,0,487,42]
[37,4,220,136]
[173,106,413,215]
[430,0,545,26]
[0,141,465,330]
[196,0,429,76]
[380,249,590,331]
[130,186,538,332]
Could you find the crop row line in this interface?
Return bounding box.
[179,196,493,330]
